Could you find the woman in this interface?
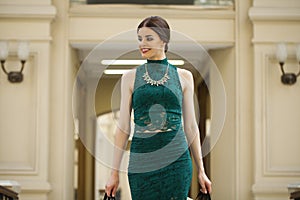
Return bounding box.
[105,16,211,200]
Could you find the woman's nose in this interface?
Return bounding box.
[139,38,147,46]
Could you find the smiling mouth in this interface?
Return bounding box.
[141,48,151,54]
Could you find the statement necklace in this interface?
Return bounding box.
[143,63,170,86]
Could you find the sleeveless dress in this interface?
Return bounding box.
[128,58,193,200]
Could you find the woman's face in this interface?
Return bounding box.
[137,27,166,60]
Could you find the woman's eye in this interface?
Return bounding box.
[147,37,153,41]
[138,36,153,42]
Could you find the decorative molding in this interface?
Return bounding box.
[0,53,38,176]
[252,41,300,45]
[249,7,300,21]
[253,47,265,180]
[0,5,56,20]
[18,180,51,193]
[264,55,300,176]
[0,54,39,176]
[16,180,51,199]
[252,182,289,199]
[252,182,289,194]
[69,4,235,19]
[0,46,50,183]
[253,47,300,199]
[0,164,37,175]
[253,0,300,8]
[255,51,300,177]
[0,37,53,42]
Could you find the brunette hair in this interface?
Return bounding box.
[137,16,170,52]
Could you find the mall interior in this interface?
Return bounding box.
[0,0,300,199]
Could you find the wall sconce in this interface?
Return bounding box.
[0,41,29,83]
[276,43,300,85]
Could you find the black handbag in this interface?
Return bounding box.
[196,191,211,200]
[103,193,116,200]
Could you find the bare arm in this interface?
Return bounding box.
[106,69,135,197]
[179,68,212,193]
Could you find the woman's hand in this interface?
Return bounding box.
[198,171,212,194]
[105,172,119,197]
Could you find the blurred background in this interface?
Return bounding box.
[0,0,300,199]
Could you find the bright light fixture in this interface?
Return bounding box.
[101,60,145,65]
[102,59,185,75]
[104,69,131,75]
[101,59,185,66]
[170,60,185,65]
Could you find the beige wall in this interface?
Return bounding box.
[0,1,56,200]
[0,0,300,200]
[250,0,300,199]
[209,47,237,199]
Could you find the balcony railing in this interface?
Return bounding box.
[70,0,234,7]
[0,185,19,200]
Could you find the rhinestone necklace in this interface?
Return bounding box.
[143,63,170,86]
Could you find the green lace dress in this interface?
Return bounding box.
[128,58,192,200]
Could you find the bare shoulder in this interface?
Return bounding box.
[121,68,136,92]
[177,68,193,81]
[122,68,136,80]
[177,68,193,79]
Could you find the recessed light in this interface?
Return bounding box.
[101,59,184,66]
[104,69,131,75]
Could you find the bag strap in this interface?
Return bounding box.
[103,193,116,200]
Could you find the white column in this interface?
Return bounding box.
[0,2,56,200]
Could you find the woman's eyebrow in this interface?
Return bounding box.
[137,34,153,38]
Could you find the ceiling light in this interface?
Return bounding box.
[104,69,131,75]
[101,59,185,66]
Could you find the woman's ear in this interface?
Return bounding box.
[161,41,166,50]
[164,42,168,53]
